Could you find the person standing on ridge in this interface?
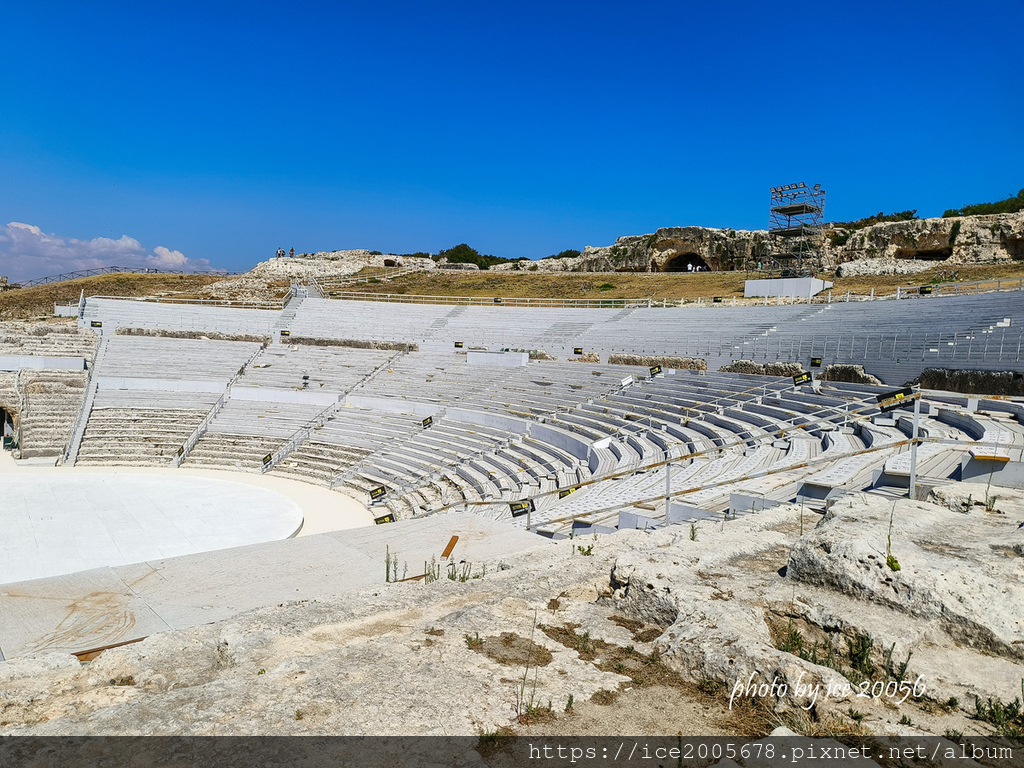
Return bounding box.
[290,247,295,258]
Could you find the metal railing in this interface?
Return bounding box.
[174,343,269,466]
[894,277,1024,299]
[262,349,407,473]
[62,335,109,465]
[607,327,1024,364]
[87,294,286,310]
[316,292,664,308]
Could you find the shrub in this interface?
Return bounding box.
[542,249,582,260]
[436,243,515,270]
[943,188,1024,217]
[833,211,919,230]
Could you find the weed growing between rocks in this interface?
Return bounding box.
[476,726,516,759]
[769,616,915,689]
[514,611,556,725]
[973,680,1024,743]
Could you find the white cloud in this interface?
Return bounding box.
[0,222,222,283]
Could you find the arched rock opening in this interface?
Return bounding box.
[894,247,952,261]
[661,253,709,272]
[383,258,399,267]
[1005,237,1024,260]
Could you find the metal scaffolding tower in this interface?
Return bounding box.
[769,182,825,274]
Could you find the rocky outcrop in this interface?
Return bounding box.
[787,491,1024,661]
[250,250,436,280]
[3,491,1021,737]
[495,212,1024,275]
[607,354,707,370]
[918,368,1024,396]
[720,360,806,377]
[819,365,883,386]
[502,227,770,274]
[829,212,1024,268]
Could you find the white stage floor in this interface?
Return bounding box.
[0,473,304,585]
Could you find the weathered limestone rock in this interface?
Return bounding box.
[834,258,936,278]
[2,494,1020,736]
[720,360,806,377]
[518,212,1024,275]
[820,364,883,385]
[251,250,436,280]
[607,354,707,370]
[787,491,1024,661]
[829,212,1024,268]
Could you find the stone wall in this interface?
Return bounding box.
[250,250,436,280]
[492,212,1024,275]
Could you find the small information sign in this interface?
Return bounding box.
[876,387,917,413]
[509,500,534,517]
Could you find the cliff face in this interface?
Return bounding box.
[515,211,1024,273]
[825,211,1024,266]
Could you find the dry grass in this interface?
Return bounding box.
[0,273,225,320]
[5,261,1022,322]
[331,261,1024,302]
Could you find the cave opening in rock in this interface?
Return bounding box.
[1005,237,1024,260]
[383,259,398,267]
[661,253,709,272]
[894,247,953,261]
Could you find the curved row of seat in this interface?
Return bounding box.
[35,294,1023,535]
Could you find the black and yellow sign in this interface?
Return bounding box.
[262,453,273,465]
[509,500,534,517]
[919,286,933,295]
[177,446,184,456]
[558,487,578,499]
[649,365,663,377]
[328,291,339,296]
[280,330,290,337]
[793,371,812,386]
[876,387,917,413]
[810,357,822,368]
[422,416,433,428]
[712,297,724,303]
[454,341,464,348]
[374,513,396,524]
[370,486,387,502]
[90,320,102,328]
[493,297,503,304]
[573,348,584,355]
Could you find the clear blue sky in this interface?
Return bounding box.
[1,0,1022,279]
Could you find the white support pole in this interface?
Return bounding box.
[665,457,671,518]
[908,394,921,500]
